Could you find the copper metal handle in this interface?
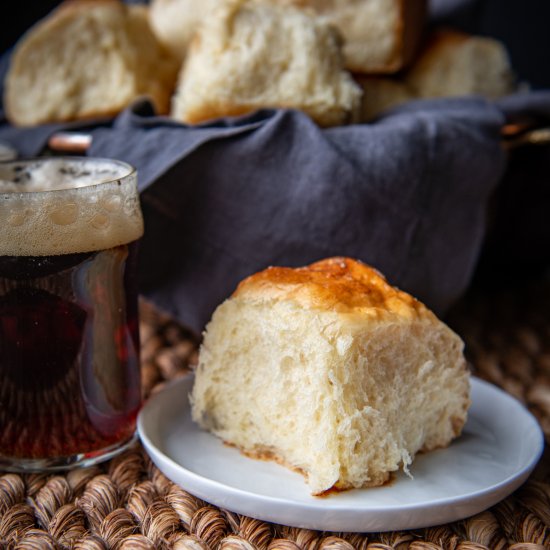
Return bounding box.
[47,132,93,154]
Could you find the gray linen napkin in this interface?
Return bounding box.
[82,97,505,334]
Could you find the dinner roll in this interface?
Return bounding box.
[5,0,179,126]
[170,0,362,127]
[406,29,516,99]
[277,0,427,74]
[191,257,470,495]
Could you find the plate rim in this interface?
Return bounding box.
[138,375,544,531]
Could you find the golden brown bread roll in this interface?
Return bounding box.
[355,28,516,122]
[276,0,427,74]
[191,257,470,495]
[170,0,362,127]
[5,0,179,126]
[150,0,427,75]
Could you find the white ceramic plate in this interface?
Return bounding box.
[0,142,17,161]
[138,375,544,532]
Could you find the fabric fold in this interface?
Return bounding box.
[2,93,548,334]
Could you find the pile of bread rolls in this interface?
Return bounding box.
[4,0,516,128]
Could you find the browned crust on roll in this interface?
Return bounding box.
[233,256,429,317]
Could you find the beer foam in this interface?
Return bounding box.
[0,158,144,256]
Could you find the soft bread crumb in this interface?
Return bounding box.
[275,0,427,74]
[150,0,427,73]
[149,0,219,61]
[5,0,179,126]
[170,0,362,127]
[191,257,470,495]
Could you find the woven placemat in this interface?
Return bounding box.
[1,279,549,549]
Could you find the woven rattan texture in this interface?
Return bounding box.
[1,280,549,550]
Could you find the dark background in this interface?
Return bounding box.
[0,1,61,53]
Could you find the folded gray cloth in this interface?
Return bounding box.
[80,97,504,333]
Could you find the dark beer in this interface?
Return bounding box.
[0,158,144,469]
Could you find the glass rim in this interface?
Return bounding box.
[0,156,137,199]
[0,156,143,257]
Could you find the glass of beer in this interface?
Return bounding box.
[0,157,144,471]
